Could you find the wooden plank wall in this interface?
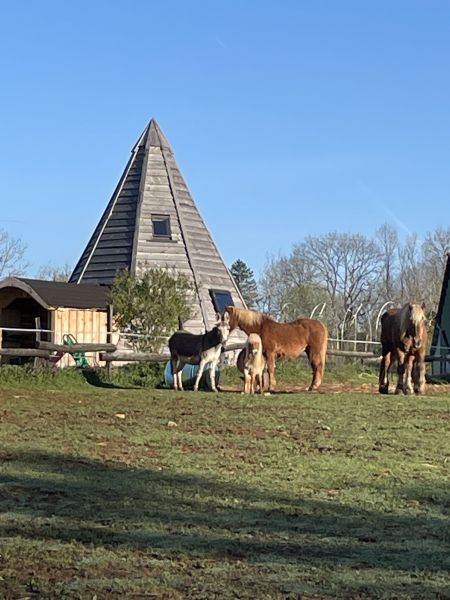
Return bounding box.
[53,308,107,367]
[134,145,206,334]
[134,144,245,335]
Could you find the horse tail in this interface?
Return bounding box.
[380,311,389,326]
[321,323,328,367]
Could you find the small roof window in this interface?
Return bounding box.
[210,289,234,314]
[152,215,171,239]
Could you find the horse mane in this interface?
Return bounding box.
[228,306,271,328]
[398,302,425,337]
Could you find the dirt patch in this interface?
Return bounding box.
[221,382,450,395]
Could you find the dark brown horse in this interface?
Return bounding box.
[225,306,328,391]
[379,303,427,395]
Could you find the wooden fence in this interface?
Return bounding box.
[1,326,449,371]
[0,322,116,367]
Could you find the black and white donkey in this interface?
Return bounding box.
[168,312,230,392]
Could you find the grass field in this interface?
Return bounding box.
[1,367,450,599]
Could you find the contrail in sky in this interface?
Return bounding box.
[357,180,414,238]
[382,206,413,237]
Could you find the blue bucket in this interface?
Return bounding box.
[164,361,221,390]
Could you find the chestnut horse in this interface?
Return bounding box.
[225,306,328,391]
[379,303,427,395]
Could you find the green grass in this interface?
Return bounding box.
[1,373,450,598]
[221,358,379,389]
[0,362,166,390]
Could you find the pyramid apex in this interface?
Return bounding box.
[146,118,171,150]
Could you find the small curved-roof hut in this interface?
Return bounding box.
[0,277,108,366]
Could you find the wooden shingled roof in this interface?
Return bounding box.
[69,119,245,333]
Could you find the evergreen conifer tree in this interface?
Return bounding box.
[230,259,258,308]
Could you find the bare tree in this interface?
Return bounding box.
[420,227,450,318]
[259,233,382,337]
[258,254,287,316]
[301,232,382,327]
[422,227,450,273]
[258,250,322,319]
[257,226,449,341]
[36,263,73,282]
[276,245,318,288]
[278,283,329,321]
[375,223,399,303]
[0,229,28,278]
[397,233,424,304]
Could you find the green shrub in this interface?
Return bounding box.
[106,362,166,388]
[110,268,192,352]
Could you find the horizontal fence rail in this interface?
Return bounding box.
[36,341,116,353]
[0,349,51,358]
[1,326,449,372]
[328,337,381,345]
[0,327,53,334]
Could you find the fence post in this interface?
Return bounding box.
[34,317,42,369]
[106,304,113,377]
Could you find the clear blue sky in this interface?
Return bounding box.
[1,1,450,278]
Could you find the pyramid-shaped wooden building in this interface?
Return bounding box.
[69,119,245,333]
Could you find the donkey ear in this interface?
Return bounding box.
[223,311,230,324]
[215,312,222,323]
[409,303,413,311]
[421,301,426,310]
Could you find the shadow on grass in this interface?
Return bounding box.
[80,368,139,390]
[1,449,450,598]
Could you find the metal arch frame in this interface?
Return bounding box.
[375,301,396,333]
[310,302,326,319]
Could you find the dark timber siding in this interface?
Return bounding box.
[431,253,450,374]
[69,145,145,284]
